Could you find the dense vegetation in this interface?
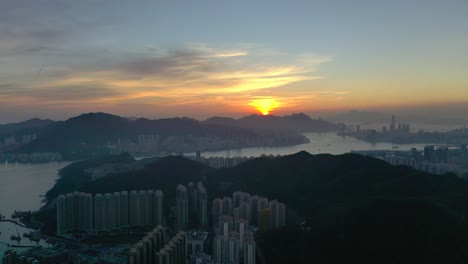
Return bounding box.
[40,151,468,263]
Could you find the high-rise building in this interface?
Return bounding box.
[239,202,250,224]
[258,208,271,231]
[226,233,240,264]
[155,190,164,226]
[176,185,188,230]
[197,183,208,228]
[130,190,141,227]
[390,115,396,132]
[219,216,234,240]
[129,226,166,264]
[249,195,259,226]
[238,219,248,256]
[212,198,222,229]
[58,189,163,235]
[153,231,186,264]
[278,202,286,227]
[258,197,269,211]
[244,239,256,264]
[221,197,232,216]
[269,200,279,229]
[56,195,67,234]
[213,235,224,264]
[233,191,242,208]
[121,191,129,227]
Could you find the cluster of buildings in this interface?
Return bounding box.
[212,191,286,231]
[355,144,468,177]
[57,190,164,234]
[213,217,256,264]
[128,227,186,264]
[0,134,37,153]
[175,182,208,230]
[209,192,286,264]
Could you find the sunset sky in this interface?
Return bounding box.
[1,0,467,122]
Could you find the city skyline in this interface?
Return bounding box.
[1,1,467,122]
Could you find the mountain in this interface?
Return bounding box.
[203,113,338,133]
[0,118,54,138]
[21,113,131,159]
[39,151,468,263]
[20,112,310,160]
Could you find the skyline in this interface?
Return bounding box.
[1,1,468,123]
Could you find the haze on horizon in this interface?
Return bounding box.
[1,0,467,123]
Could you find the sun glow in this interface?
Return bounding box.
[250,98,281,115]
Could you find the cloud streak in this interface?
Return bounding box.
[0,44,336,116]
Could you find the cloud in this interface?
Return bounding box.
[0,44,334,115]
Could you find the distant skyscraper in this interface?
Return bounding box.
[213,235,224,264]
[233,191,242,208]
[226,233,240,264]
[176,185,188,230]
[269,200,280,228]
[278,202,286,227]
[222,197,233,216]
[212,198,222,229]
[197,183,208,228]
[239,202,250,224]
[258,208,271,231]
[121,191,129,227]
[238,219,248,256]
[244,239,256,264]
[56,195,67,234]
[219,216,234,240]
[390,115,396,132]
[249,196,259,226]
[155,190,164,226]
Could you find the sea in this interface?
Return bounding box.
[0,162,70,257]
[0,132,431,256]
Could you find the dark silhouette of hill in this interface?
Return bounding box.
[18,112,309,159]
[38,151,468,263]
[0,118,53,138]
[206,151,468,264]
[45,152,136,202]
[79,155,209,197]
[204,113,338,133]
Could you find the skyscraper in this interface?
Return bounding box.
[278,202,286,227]
[213,235,224,264]
[269,200,279,229]
[222,197,233,216]
[56,194,67,234]
[233,191,242,208]
[197,183,208,228]
[212,198,222,229]
[249,196,259,226]
[155,190,164,226]
[244,239,256,264]
[176,185,188,230]
[258,208,271,231]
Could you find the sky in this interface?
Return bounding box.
[1,0,467,123]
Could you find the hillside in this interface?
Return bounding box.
[40,151,468,263]
[18,112,309,159]
[0,118,53,138]
[204,113,338,133]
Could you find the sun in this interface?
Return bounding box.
[249,98,281,115]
